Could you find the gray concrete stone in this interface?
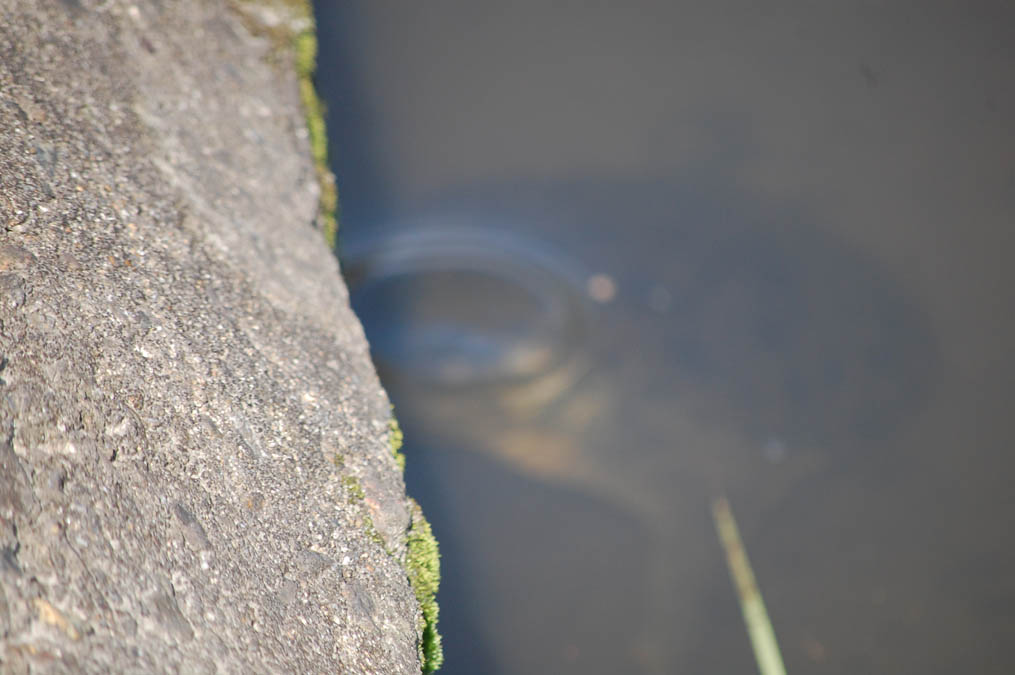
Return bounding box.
[0,0,422,672]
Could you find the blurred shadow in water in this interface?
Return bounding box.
[315,2,1015,673]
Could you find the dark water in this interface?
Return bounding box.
[315,3,1015,673]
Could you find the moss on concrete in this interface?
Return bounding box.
[390,412,442,672]
[341,474,366,503]
[406,499,444,673]
[293,27,339,248]
[231,0,339,248]
[339,437,443,671]
[389,415,407,473]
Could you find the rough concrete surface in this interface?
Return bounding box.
[0,0,424,672]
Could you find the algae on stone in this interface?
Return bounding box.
[390,415,407,473]
[406,499,444,673]
[293,27,339,248]
[232,0,339,248]
[390,413,442,672]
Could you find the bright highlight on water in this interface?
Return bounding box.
[712,496,787,675]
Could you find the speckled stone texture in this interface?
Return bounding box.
[0,0,422,672]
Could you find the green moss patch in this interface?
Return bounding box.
[293,27,339,248]
[391,412,442,671]
[389,415,406,473]
[406,499,443,673]
[341,474,365,503]
[231,0,339,248]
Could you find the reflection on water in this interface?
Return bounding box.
[316,2,1015,673]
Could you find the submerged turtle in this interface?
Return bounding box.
[343,177,938,673]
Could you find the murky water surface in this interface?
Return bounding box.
[316,3,1015,673]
